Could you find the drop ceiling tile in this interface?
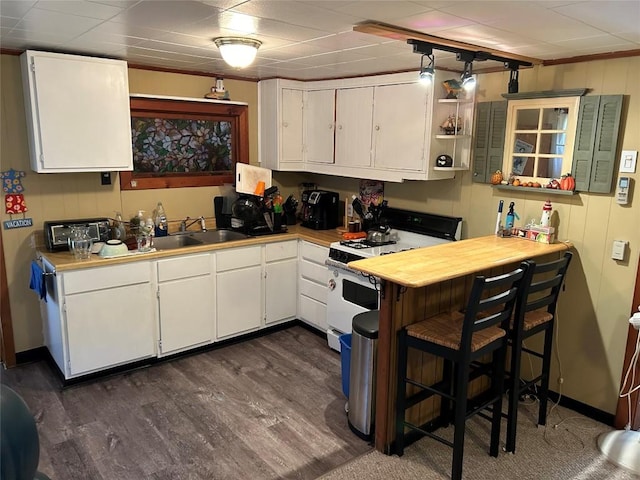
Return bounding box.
[0,1,37,19]
[1,26,74,46]
[231,0,362,33]
[392,9,476,33]
[108,0,221,30]
[134,39,215,58]
[70,21,164,47]
[1,16,20,29]
[487,11,604,43]
[33,0,124,20]
[301,31,388,50]
[323,1,432,23]
[615,30,640,44]
[15,8,103,40]
[259,42,333,61]
[555,34,635,50]
[438,1,548,25]
[552,1,640,34]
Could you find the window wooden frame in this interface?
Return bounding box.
[503,97,580,183]
[120,96,249,190]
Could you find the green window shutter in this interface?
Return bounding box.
[487,102,507,178]
[472,101,506,183]
[589,95,623,193]
[572,96,599,191]
[472,102,491,182]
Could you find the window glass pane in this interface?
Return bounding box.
[539,133,565,155]
[541,108,569,130]
[537,157,563,178]
[516,109,539,129]
[512,156,534,176]
[513,134,537,154]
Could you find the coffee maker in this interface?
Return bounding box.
[300,190,340,230]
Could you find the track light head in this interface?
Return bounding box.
[460,61,476,92]
[506,62,520,93]
[419,53,435,85]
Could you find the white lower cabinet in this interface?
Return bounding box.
[60,262,155,378]
[216,245,263,338]
[298,240,329,331]
[157,253,214,356]
[265,240,298,325]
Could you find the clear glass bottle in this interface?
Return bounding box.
[154,202,168,237]
[69,225,93,260]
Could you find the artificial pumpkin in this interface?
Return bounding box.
[560,173,576,191]
[490,170,503,185]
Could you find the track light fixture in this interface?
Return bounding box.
[419,52,435,85]
[506,62,520,93]
[407,38,533,93]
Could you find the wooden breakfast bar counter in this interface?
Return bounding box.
[347,235,573,453]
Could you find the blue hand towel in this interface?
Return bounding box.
[29,260,46,302]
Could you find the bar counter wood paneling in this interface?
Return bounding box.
[348,235,573,453]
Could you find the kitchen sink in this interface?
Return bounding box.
[154,229,248,250]
[152,234,204,250]
[194,229,249,243]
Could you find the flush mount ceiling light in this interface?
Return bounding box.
[214,37,262,68]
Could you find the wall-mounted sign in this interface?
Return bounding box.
[4,218,33,229]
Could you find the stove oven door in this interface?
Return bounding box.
[327,265,379,335]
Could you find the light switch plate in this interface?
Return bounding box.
[619,150,637,173]
[612,240,627,260]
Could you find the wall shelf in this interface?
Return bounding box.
[434,166,469,171]
[493,185,577,195]
[435,134,471,139]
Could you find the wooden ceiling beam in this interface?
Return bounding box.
[353,21,543,66]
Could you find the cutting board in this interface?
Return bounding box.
[235,163,272,195]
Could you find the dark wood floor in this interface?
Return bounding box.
[2,325,371,479]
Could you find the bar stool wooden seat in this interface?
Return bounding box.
[395,265,529,480]
[505,251,573,453]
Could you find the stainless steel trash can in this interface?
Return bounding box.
[347,310,379,440]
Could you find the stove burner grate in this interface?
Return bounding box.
[339,239,397,249]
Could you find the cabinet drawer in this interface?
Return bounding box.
[64,262,152,294]
[299,295,327,330]
[265,240,298,262]
[158,253,211,282]
[300,277,327,304]
[300,241,328,265]
[300,259,328,284]
[217,246,261,272]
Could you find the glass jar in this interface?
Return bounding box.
[68,225,93,260]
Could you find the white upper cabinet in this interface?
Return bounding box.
[335,87,374,168]
[259,79,305,171]
[305,89,335,165]
[258,72,461,182]
[372,82,429,172]
[20,50,133,173]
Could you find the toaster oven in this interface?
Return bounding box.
[43,218,111,252]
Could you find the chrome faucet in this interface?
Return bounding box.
[179,216,207,233]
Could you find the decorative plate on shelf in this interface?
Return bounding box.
[436,155,453,167]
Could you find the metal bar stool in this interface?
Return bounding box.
[395,264,530,480]
[505,251,573,453]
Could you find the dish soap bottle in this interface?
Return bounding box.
[506,202,518,230]
[154,202,168,237]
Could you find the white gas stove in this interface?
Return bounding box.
[325,208,462,351]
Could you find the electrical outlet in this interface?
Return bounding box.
[630,313,640,329]
[612,240,627,260]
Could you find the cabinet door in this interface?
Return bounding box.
[216,266,262,338]
[21,50,132,173]
[335,87,373,167]
[158,275,214,355]
[281,88,304,164]
[305,89,335,164]
[373,83,428,171]
[65,283,155,376]
[265,259,297,324]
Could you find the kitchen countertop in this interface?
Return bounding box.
[348,235,573,288]
[39,225,343,272]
